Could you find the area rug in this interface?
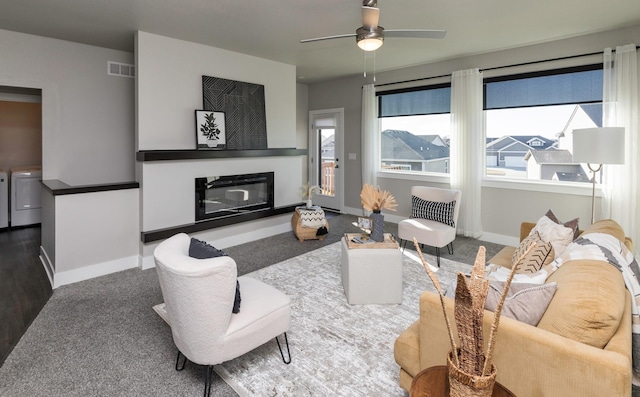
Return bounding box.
[212,242,473,396]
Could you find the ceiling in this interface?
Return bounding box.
[1,0,639,83]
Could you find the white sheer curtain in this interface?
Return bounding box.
[361,84,378,188]
[602,44,639,256]
[450,69,484,238]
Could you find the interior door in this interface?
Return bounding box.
[309,109,344,212]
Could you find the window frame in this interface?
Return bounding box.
[375,63,605,196]
[377,82,452,178]
[483,63,604,188]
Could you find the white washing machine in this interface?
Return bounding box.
[10,166,42,227]
[0,169,7,229]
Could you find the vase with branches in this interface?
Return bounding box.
[360,184,397,241]
[301,182,321,209]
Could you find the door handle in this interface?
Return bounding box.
[335,164,339,169]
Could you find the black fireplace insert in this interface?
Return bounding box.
[195,172,274,222]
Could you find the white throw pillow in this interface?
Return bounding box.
[485,263,549,284]
[532,215,574,256]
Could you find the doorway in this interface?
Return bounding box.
[0,86,49,366]
[308,108,344,212]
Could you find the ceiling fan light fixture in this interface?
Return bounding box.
[356,27,384,51]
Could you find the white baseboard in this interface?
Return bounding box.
[53,255,139,289]
[39,246,54,288]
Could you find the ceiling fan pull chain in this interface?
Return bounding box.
[373,50,376,82]
[363,51,367,77]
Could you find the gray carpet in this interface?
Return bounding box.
[0,214,503,396]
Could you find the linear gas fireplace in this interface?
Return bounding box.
[195,172,274,222]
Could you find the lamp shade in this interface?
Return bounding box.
[572,127,625,165]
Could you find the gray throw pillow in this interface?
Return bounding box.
[188,238,241,314]
[444,278,557,326]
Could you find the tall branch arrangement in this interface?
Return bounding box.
[301,181,321,199]
[414,238,527,377]
[360,184,398,212]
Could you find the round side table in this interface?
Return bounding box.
[410,366,516,397]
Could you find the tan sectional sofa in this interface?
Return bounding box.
[394,219,633,397]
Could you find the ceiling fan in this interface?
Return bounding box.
[300,0,446,52]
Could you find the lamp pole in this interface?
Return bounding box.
[587,163,603,225]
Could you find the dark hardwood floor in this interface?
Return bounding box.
[0,225,52,366]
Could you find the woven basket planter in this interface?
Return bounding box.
[447,349,496,397]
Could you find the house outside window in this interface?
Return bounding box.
[377,84,451,174]
[484,65,603,182]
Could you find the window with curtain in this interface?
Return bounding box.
[377,84,452,174]
[484,65,603,182]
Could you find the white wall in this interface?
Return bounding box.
[136,32,302,263]
[0,29,135,184]
[0,29,139,288]
[308,24,640,243]
[141,157,304,231]
[136,31,296,150]
[50,188,140,288]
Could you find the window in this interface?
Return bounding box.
[378,84,451,174]
[484,65,603,182]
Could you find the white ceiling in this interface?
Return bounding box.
[1,0,639,83]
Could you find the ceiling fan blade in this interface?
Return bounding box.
[384,29,447,39]
[300,33,357,43]
[362,6,380,28]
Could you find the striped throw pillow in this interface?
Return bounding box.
[411,195,456,227]
[512,231,554,274]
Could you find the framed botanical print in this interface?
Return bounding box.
[196,110,226,150]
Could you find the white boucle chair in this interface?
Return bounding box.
[153,233,291,397]
[397,186,461,267]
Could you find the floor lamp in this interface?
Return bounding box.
[572,127,625,224]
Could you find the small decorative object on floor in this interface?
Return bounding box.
[414,238,524,397]
[301,182,321,209]
[360,184,397,242]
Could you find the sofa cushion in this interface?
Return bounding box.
[511,231,554,274]
[538,260,626,348]
[531,215,574,257]
[411,195,456,227]
[485,264,550,284]
[393,320,421,377]
[581,219,627,244]
[485,281,557,326]
[445,278,557,326]
[545,209,580,240]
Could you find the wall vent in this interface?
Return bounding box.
[108,61,135,78]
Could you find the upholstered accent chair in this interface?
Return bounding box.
[153,233,291,397]
[397,186,461,266]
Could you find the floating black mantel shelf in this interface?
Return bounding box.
[142,204,301,243]
[137,148,307,162]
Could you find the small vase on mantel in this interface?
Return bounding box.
[370,211,385,242]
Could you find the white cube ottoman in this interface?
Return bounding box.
[341,236,403,304]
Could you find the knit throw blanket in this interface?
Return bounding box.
[552,232,640,376]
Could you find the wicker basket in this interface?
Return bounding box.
[291,209,328,242]
[414,238,525,397]
[448,349,497,397]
